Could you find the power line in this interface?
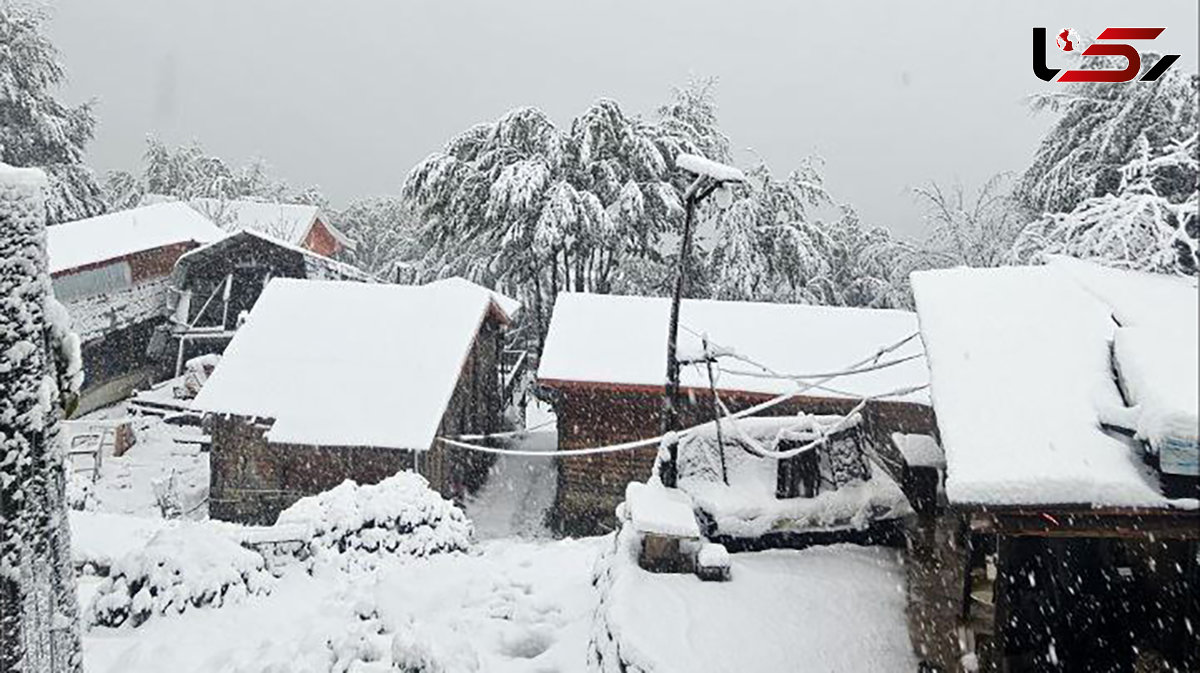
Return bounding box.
[435,332,925,459]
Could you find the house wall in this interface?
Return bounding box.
[208,312,507,524]
[547,382,934,535]
[57,242,202,413]
[302,219,341,257]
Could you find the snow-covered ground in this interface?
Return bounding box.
[592,527,916,673]
[464,429,559,539]
[66,402,209,518]
[69,398,920,672]
[83,537,603,673]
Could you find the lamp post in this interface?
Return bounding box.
[660,154,744,487]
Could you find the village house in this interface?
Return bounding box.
[192,277,521,524]
[188,197,356,257]
[47,202,225,413]
[164,229,373,379]
[536,292,935,535]
[139,195,356,257]
[907,257,1199,672]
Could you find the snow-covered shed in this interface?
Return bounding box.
[909,261,1198,671]
[193,277,519,524]
[165,229,372,373]
[537,292,933,534]
[188,198,355,257]
[47,202,224,412]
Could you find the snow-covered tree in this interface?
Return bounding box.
[0,163,84,673]
[403,85,727,340]
[331,196,420,276]
[104,136,323,211]
[1016,55,1197,214]
[0,2,105,224]
[707,159,907,308]
[1013,134,1199,274]
[913,174,1026,269]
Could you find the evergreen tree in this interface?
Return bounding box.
[708,160,907,308]
[1017,55,1197,214]
[403,87,725,340]
[104,136,324,212]
[1013,134,1199,274]
[331,195,419,275]
[0,2,105,224]
[0,163,84,673]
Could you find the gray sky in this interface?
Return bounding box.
[46,0,1198,239]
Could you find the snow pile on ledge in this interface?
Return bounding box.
[276,472,472,565]
[675,153,747,183]
[1112,327,1199,463]
[624,481,700,538]
[88,524,274,627]
[588,525,915,672]
[676,416,910,538]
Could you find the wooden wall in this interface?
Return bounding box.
[208,312,507,524]
[548,382,935,535]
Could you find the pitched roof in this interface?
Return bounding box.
[537,293,929,402]
[911,261,1196,508]
[172,229,374,285]
[192,277,511,450]
[187,198,354,250]
[47,202,224,275]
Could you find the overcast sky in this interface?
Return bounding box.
[46,0,1198,239]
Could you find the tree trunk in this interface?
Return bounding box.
[0,164,84,673]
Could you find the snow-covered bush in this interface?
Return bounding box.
[88,524,274,627]
[277,472,472,566]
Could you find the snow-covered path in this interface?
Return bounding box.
[83,536,604,673]
[464,430,559,539]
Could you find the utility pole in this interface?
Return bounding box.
[661,155,744,487]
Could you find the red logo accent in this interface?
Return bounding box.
[1057,29,1074,52]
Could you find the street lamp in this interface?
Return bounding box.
[660,153,746,487]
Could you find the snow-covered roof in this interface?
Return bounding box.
[172,229,374,285]
[47,202,224,275]
[192,277,511,450]
[911,262,1196,509]
[1047,256,1199,463]
[425,277,522,318]
[186,198,355,250]
[675,153,747,183]
[537,293,929,403]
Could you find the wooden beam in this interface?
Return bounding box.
[969,510,1200,539]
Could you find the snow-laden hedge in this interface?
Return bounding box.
[88,524,274,627]
[277,472,472,565]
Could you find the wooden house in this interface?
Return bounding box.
[908,258,1198,672]
[47,202,224,413]
[188,198,356,257]
[536,293,935,535]
[192,277,520,524]
[165,229,372,374]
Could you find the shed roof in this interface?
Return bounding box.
[192,277,512,450]
[537,293,929,402]
[911,261,1197,509]
[47,202,224,275]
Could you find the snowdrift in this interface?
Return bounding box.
[88,524,274,627]
[276,472,473,565]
